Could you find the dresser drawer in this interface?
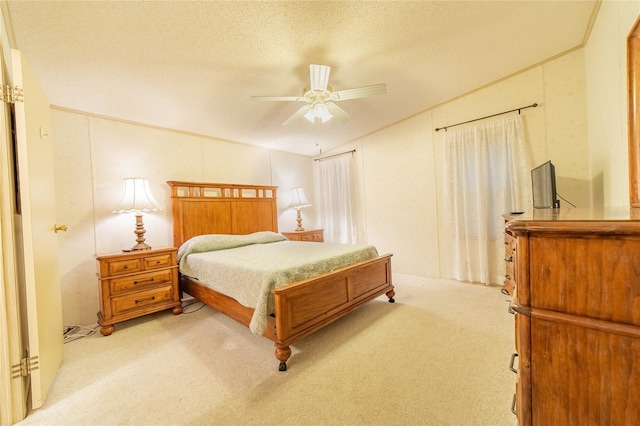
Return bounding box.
[505,232,516,245]
[505,234,516,257]
[504,232,517,293]
[505,261,514,282]
[109,269,173,294]
[111,285,174,316]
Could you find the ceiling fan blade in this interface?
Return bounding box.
[325,102,352,123]
[332,83,386,101]
[282,105,312,126]
[310,64,330,92]
[251,95,305,101]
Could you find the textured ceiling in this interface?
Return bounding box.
[5,1,598,156]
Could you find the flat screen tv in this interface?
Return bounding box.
[531,160,559,208]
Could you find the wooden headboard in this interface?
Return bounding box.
[167,181,278,248]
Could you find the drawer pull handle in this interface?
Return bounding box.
[511,394,517,415]
[505,274,511,280]
[507,303,515,315]
[504,256,513,262]
[509,353,519,374]
[133,278,155,285]
[135,296,156,304]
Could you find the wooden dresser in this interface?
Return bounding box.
[506,208,640,425]
[281,229,324,242]
[96,247,182,336]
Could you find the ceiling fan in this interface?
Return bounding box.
[251,64,386,125]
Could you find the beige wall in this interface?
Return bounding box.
[339,50,588,281]
[585,0,640,206]
[334,1,637,283]
[51,111,315,325]
[359,114,439,278]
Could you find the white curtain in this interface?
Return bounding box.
[443,116,533,284]
[314,154,358,243]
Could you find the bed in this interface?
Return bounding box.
[167,181,395,371]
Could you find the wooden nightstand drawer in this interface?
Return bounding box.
[96,247,182,336]
[111,285,174,316]
[107,258,142,276]
[144,253,173,270]
[109,269,173,294]
[300,233,323,242]
[282,229,324,242]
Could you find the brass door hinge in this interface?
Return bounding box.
[11,355,39,378]
[0,85,24,104]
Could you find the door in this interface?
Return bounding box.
[11,48,63,410]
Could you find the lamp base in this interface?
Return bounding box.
[130,242,152,251]
[130,213,152,251]
[295,208,305,231]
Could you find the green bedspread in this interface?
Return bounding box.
[178,232,379,335]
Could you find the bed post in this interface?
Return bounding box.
[274,345,292,371]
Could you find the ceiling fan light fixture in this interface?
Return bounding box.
[303,109,315,123]
[314,102,328,117]
[303,102,333,123]
[252,64,386,125]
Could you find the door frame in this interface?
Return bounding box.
[0,16,27,424]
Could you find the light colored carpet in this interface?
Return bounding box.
[17,274,517,426]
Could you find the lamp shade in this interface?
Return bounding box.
[112,178,163,213]
[287,187,312,210]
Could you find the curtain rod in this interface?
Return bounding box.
[434,103,538,132]
[314,149,356,162]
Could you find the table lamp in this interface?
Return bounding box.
[112,177,163,251]
[287,187,312,231]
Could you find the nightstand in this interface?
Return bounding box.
[95,247,182,336]
[282,229,324,242]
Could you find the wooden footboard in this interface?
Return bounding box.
[180,253,394,371]
[272,254,393,366]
